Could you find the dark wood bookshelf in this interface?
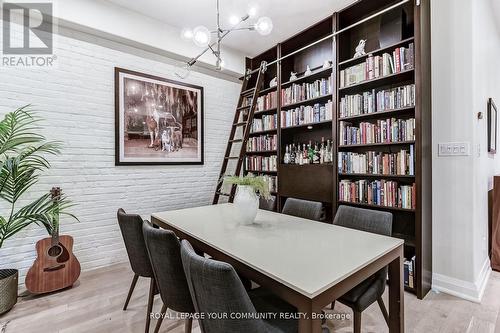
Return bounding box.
[254,107,278,115]
[246,150,277,154]
[240,0,431,299]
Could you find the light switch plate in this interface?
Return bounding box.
[438,142,471,156]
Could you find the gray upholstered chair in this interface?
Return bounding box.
[332,205,393,333]
[259,196,277,211]
[142,222,195,333]
[181,239,329,333]
[282,198,323,221]
[117,208,156,333]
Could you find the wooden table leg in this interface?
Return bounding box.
[297,303,323,333]
[388,245,404,333]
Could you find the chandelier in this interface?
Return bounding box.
[176,0,273,78]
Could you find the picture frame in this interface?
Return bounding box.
[488,98,497,154]
[115,67,204,165]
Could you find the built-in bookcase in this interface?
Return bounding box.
[241,0,431,299]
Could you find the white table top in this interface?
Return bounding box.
[152,203,403,298]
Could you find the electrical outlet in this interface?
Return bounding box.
[438,142,471,156]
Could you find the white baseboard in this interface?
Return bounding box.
[432,258,491,303]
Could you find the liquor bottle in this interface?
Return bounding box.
[303,144,308,165]
[313,143,320,164]
[283,145,290,164]
[320,138,325,164]
[290,144,296,164]
[326,140,332,163]
[297,145,303,165]
[308,141,314,164]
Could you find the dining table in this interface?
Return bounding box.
[151,203,404,333]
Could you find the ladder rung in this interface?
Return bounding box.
[229,139,243,143]
[225,156,240,160]
[237,105,250,111]
[216,191,230,197]
[233,122,247,127]
[241,88,255,96]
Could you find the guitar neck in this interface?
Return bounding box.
[50,187,61,246]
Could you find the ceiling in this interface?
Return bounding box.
[106,0,356,57]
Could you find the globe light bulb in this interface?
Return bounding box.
[255,17,273,36]
[193,26,211,47]
[229,15,240,25]
[247,3,258,18]
[181,28,194,40]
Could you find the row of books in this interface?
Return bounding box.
[339,179,416,209]
[280,101,333,128]
[251,114,278,133]
[246,173,278,193]
[281,76,333,106]
[245,155,278,172]
[246,134,277,152]
[339,84,416,118]
[256,91,278,112]
[340,43,415,88]
[339,118,415,145]
[338,146,415,176]
[404,256,416,289]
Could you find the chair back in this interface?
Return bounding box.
[333,205,392,236]
[180,240,267,333]
[117,208,153,278]
[282,198,323,221]
[259,196,277,211]
[142,222,194,313]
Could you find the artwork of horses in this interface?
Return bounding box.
[115,68,204,165]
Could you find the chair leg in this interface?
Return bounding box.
[330,300,336,310]
[145,277,156,333]
[353,310,362,333]
[153,304,167,333]
[185,318,193,333]
[377,296,390,326]
[123,274,139,310]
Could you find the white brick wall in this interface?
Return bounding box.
[0,26,240,285]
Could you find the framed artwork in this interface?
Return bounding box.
[115,68,204,165]
[488,98,497,154]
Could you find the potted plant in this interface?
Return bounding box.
[0,106,75,315]
[223,175,271,225]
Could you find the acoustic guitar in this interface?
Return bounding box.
[25,187,81,294]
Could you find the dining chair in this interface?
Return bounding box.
[259,196,277,211]
[282,198,323,221]
[181,239,330,333]
[117,208,156,333]
[332,205,393,333]
[142,222,195,333]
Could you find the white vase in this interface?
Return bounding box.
[233,185,259,225]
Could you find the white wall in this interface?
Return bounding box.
[431,0,500,302]
[0,24,240,284]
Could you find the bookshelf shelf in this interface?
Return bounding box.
[255,107,278,115]
[249,129,278,136]
[246,150,277,154]
[338,201,415,213]
[281,94,332,109]
[281,119,332,131]
[246,170,277,174]
[339,69,415,93]
[281,66,333,88]
[338,37,416,67]
[338,173,415,179]
[338,141,416,149]
[338,106,415,121]
[259,86,278,95]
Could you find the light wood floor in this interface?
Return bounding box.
[1,263,500,333]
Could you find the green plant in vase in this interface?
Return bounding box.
[223,174,272,225]
[0,106,77,314]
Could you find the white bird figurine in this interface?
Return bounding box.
[304,65,312,76]
[354,39,367,58]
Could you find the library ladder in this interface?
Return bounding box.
[212,61,267,204]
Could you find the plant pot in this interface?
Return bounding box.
[0,269,18,315]
[233,185,259,225]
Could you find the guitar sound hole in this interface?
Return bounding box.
[48,245,62,257]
